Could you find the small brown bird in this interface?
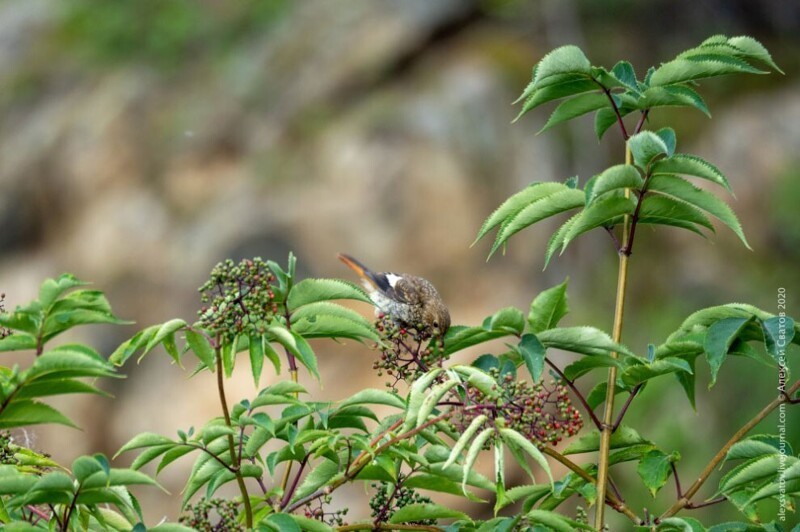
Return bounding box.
[338,254,450,337]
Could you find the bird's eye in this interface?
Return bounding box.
[433,321,439,329]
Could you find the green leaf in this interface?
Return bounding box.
[474,183,568,245]
[73,456,105,484]
[562,195,635,249]
[611,60,638,91]
[527,509,594,531]
[647,175,748,248]
[500,428,553,488]
[286,515,334,532]
[564,425,650,455]
[515,79,598,121]
[650,55,766,87]
[719,454,784,494]
[287,279,371,310]
[388,503,469,524]
[0,400,77,429]
[638,85,711,117]
[528,280,569,333]
[761,316,795,362]
[539,92,610,133]
[291,301,373,330]
[704,317,753,388]
[727,36,783,73]
[490,188,585,257]
[638,194,715,233]
[115,433,175,457]
[339,389,405,410]
[185,329,215,370]
[628,131,669,168]
[637,450,679,497]
[518,334,546,382]
[266,513,301,532]
[543,212,581,269]
[621,357,692,387]
[25,346,115,381]
[586,381,627,410]
[537,326,635,357]
[651,154,732,193]
[564,355,624,381]
[594,106,627,140]
[0,333,37,352]
[655,128,677,157]
[291,459,339,502]
[462,427,494,494]
[445,415,489,469]
[248,334,264,386]
[291,314,379,342]
[268,325,319,380]
[585,165,644,205]
[489,307,525,335]
[38,274,88,309]
[608,443,658,465]
[726,435,787,462]
[533,45,591,87]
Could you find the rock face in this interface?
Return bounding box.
[0,0,796,521]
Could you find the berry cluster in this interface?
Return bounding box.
[0,293,9,339]
[373,314,447,390]
[0,432,18,465]
[198,258,279,344]
[179,497,242,531]
[450,372,583,447]
[302,494,348,527]
[369,480,434,526]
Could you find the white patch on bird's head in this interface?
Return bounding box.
[385,273,402,288]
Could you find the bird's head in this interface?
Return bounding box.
[423,300,451,338]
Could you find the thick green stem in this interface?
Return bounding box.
[594,146,633,530]
[215,342,253,528]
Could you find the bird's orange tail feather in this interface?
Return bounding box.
[338,253,377,289]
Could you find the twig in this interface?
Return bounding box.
[545,358,602,430]
[281,455,309,509]
[612,384,642,431]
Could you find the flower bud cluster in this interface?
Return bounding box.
[179,497,241,531]
[198,258,278,344]
[372,314,447,390]
[303,494,348,526]
[369,480,434,525]
[450,371,582,447]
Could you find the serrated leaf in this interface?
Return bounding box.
[704,317,753,388]
[564,425,650,454]
[291,314,379,342]
[638,85,711,117]
[647,174,748,248]
[462,427,494,495]
[518,334,546,382]
[638,194,715,233]
[637,450,679,497]
[564,355,625,381]
[388,502,469,524]
[514,79,599,121]
[543,212,581,269]
[527,509,594,531]
[115,433,175,456]
[287,279,371,310]
[185,329,215,370]
[726,435,787,463]
[650,54,766,87]
[38,274,88,309]
[611,61,638,91]
[628,131,669,168]
[500,428,553,488]
[537,326,635,357]
[292,459,340,502]
[651,153,732,193]
[539,92,610,132]
[445,415,489,469]
[533,45,591,87]
[719,454,784,494]
[655,128,677,156]
[0,400,77,429]
[761,316,795,362]
[268,326,319,380]
[528,280,569,333]
[0,333,37,352]
[490,188,585,257]
[562,195,635,249]
[339,389,405,410]
[585,165,644,205]
[726,36,783,73]
[594,106,629,140]
[474,183,568,245]
[621,357,692,387]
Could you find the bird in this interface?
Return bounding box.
[338,253,450,337]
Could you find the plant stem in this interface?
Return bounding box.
[545,358,602,430]
[612,383,641,431]
[280,455,309,509]
[215,341,253,528]
[542,447,641,524]
[660,379,800,519]
[594,145,633,530]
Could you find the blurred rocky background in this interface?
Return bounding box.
[0,0,798,527]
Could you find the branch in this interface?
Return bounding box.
[545,358,602,430]
[612,383,642,431]
[281,455,309,509]
[594,81,629,140]
[542,446,641,524]
[660,380,800,519]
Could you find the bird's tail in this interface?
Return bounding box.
[338,253,379,289]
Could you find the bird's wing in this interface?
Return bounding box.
[389,275,427,307]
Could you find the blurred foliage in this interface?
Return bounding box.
[55,0,290,68]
